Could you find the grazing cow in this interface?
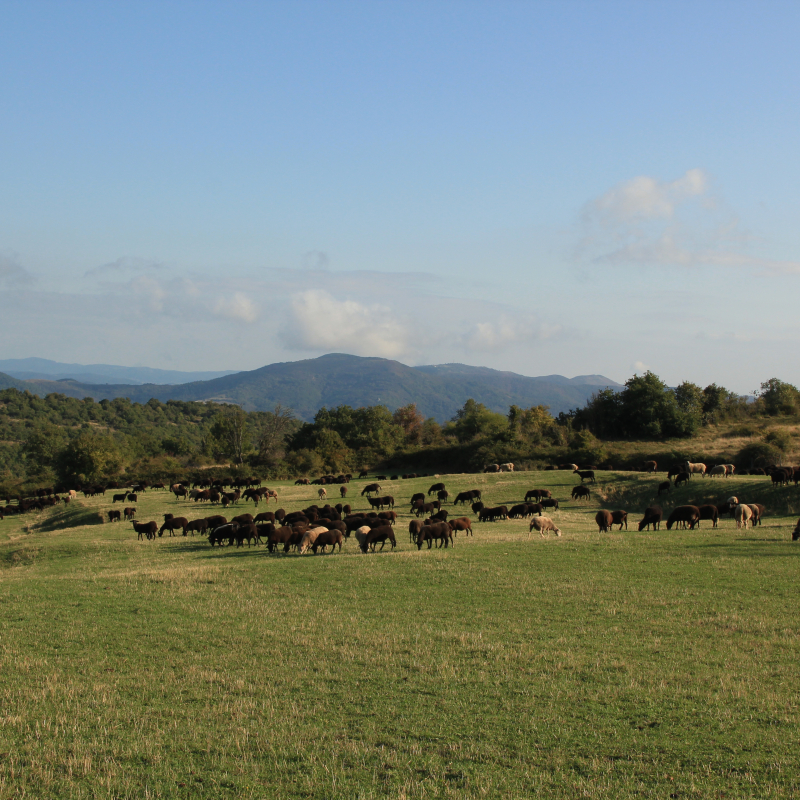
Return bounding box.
[643,460,657,473]
[753,503,766,526]
[697,504,720,528]
[172,485,188,500]
[610,510,628,530]
[540,498,559,512]
[559,463,579,471]
[410,492,425,507]
[449,517,473,536]
[484,464,500,473]
[657,481,671,496]
[792,518,800,541]
[409,519,424,543]
[126,493,138,503]
[123,506,136,521]
[723,464,735,477]
[709,465,727,478]
[683,461,707,478]
[186,518,208,536]
[361,483,381,497]
[254,511,275,524]
[295,478,310,485]
[525,489,542,502]
[378,510,398,525]
[159,516,188,537]
[471,501,484,515]
[232,513,254,526]
[674,472,690,488]
[571,486,590,501]
[666,505,700,530]
[574,469,596,484]
[437,489,449,505]
[358,470,369,478]
[526,502,544,516]
[638,506,663,531]
[428,483,445,496]
[595,510,613,533]
[499,463,514,472]
[529,516,561,537]
[318,488,327,501]
[112,493,127,504]
[356,525,396,553]
[339,486,347,498]
[735,504,753,528]
[416,522,453,549]
[667,465,683,481]
[107,509,121,522]
[454,490,481,505]
[132,520,158,540]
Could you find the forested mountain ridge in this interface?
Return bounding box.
[0,354,620,421]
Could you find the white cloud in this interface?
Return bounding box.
[281,289,409,358]
[589,168,708,224]
[632,360,649,373]
[0,252,36,286]
[213,292,258,323]
[579,169,800,274]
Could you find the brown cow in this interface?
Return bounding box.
[595,510,613,533]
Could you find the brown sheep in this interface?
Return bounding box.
[595,510,613,533]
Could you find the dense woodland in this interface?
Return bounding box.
[1,372,799,496]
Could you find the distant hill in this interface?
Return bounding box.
[0,357,237,386]
[0,354,620,421]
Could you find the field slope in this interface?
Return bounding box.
[1,470,798,799]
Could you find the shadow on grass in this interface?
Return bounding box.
[23,502,105,533]
[688,539,798,557]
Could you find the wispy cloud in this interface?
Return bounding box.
[85,255,166,279]
[0,252,36,286]
[461,316,559,352]
[578,169,800,274]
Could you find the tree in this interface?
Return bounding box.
[55,432,123,485]
[392,404,424,445]
[22,424,66,477]
[210,406,249,464]
[256,404,296,465]
[757,378,799,416]
[449,399,508,443]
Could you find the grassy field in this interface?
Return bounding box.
[1,470,799,799]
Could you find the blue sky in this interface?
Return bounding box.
[1,1,798,392]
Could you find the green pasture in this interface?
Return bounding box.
[1,470,799,799]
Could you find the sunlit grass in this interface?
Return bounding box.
[1,470,798,798]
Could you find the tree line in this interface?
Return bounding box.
[0,372,797,496]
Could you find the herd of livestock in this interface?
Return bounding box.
[2,460,796,547]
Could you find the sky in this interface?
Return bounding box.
[1,0,799,393]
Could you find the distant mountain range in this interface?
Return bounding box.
[0,357,237,386]
[0,353,621,421]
